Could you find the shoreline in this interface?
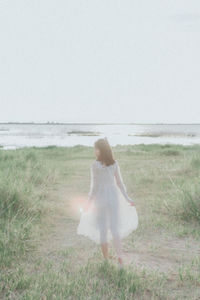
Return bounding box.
[1,143,200,151]
[1,142,200,151]
[1,122,200,125]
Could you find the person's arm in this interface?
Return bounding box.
[114,161,135,205]
[84,161,98,211]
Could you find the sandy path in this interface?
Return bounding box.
[32,184,200,277]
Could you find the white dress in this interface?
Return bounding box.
[77,160,138,244]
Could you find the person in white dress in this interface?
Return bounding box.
[77,137,138,268]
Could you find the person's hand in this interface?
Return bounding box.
[127,198,135,206]
[83,199,91,212]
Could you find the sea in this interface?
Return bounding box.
[1,123,200,150]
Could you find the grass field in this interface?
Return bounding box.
[0,144,200,299]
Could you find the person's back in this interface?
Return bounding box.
[92,160,117,187]
[77,137,138,269]
[89,159,134,204]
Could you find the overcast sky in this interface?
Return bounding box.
[0,0,200,123]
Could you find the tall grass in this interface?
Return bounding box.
[177,154,200,224]
[0,149,57,268]
[176,184,200,224]
[164,152,200,226]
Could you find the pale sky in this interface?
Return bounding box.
[0,0,200,123]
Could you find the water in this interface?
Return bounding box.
[1,123,200,150]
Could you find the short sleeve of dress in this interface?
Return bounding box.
[88,161,98,201]
[114,161,134,204]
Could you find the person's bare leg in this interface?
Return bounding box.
[113,237,122,256]
[101,242,109,259]
[98,208,110,259]
[99,224,108,259]
[112,235,123,268]
[109,219,123,266]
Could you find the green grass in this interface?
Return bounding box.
[0,149,57,268]
[0,252,167,299]
[1,144,200,299]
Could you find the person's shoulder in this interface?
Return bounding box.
[93,159,99,165]
[91,160,99,168]
[114,159,119,166]
[113,160,120,171]
[91,160,117,169]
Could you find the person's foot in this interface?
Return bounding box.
[118,257,123,269]
[108,255,115,259]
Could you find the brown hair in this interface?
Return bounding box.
[94,137,116,166]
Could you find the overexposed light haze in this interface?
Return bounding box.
[0,0,200,123]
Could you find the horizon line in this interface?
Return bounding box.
[0,122,200,125]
